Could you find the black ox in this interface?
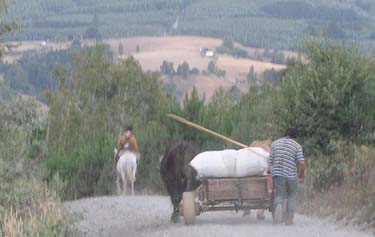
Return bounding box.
[159,142,201,223]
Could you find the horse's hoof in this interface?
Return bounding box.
[243,210,251,216]
[171,214,180,223]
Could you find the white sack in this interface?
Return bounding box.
[190,149,237,177]
[190,147,269,178]
[235,148,268,177]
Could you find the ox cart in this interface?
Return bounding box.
[180,175,276,225]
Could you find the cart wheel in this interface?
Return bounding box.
[182,191,196,225]
[273,203,283,224]
[256,210,266,220]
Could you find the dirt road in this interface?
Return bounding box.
[65,196,373,237]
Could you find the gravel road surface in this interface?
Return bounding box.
[65,195,373,237]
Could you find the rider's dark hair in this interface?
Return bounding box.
[125,125,133,132]
[284,128,299,138]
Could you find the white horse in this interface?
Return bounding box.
[114,148,137,195]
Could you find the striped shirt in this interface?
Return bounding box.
[268,137,304,178]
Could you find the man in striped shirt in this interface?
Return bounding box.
[268,128,305,225]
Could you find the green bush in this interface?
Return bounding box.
[46,130,113,199]
[273,40,375,154]
[0,96,72,236]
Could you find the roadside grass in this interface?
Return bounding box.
[300,145,375,230]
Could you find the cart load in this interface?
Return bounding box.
[190,147,269,178]
[166,114,276,225]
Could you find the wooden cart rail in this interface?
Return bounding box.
[180,175,274,225]
[199,175,272,202]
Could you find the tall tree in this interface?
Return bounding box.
[160,60,175,75]
[275,40,375,152]
[247,66,257,84]
[177,61,190,79]
[84,12,102,41]
[0,0,17,58]
[118,42,124,55]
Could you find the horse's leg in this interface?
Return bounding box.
[131,158,137,196]
[116,174,121,195]
[256,209,266,220]
[121,171,127,195]
[243,210,251,216]
[131,180,135,196]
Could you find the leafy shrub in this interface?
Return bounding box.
[273,40,375,154]
[0,96,72,236]
[46,130,113,199]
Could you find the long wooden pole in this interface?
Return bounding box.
[167,114,268,158]
[167,114,248,148]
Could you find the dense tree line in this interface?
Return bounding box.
[160,60,200,78]
[5,0,375,51]
[206,61,225,78]
[261,0,363,29]
[0,46,82,101]
[216,38,249,58]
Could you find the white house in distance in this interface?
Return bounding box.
[206,50,214,57]
[200,47,214,57]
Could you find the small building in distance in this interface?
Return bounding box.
[200,47,214,57]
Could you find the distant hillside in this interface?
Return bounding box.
[6,0,375,51]
[1,36,285,102]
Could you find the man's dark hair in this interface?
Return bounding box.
[125,125,133,132]
[284,128,299,138]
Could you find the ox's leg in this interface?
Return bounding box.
[172,185,185,223]
[167,180,184,223]
[185,165,200,192]
[171,205,180,223]
[162,175,180,223]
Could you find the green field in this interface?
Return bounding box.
[6,0,375,50]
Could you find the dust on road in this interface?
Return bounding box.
[65,195,373,237]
